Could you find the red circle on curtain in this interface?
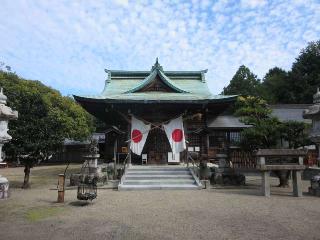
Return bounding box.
[172,129,183,142]
[132,129,142,143]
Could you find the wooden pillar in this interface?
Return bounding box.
[292,170,303,197]
[57,174,65,203]
[261,171,270,197]
[113,138,117,180]
[104,132,108,162]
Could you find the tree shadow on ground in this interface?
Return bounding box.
[210,187,262,196]
[210,184,258,190]
[9,180,24,189]
[210,184,313,198]
[69,201,92,207]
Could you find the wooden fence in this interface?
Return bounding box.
[229,150,256,169]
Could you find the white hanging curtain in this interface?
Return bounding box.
[130,116,151,155]
[163,116,186,153]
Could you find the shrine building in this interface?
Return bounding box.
[74,59,240,166]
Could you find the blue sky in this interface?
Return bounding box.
[0,0,319,96]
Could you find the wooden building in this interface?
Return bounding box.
[74,60,237,165]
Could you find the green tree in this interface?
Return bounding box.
[279,121,311,149]
[223,65,261,96]
[235,96,281,150]
[0,70,95,188]
[289,40,320,103]
[235,97,311,187]
[235,96,285,185]
[260,67,292,103]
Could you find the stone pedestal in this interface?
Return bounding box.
[84,154,100,175]
[0,175,9,199]
[212,154,245,185]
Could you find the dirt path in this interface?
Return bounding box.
[0,165,319,240]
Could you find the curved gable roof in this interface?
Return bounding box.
[124,68,189,93]
[74,59,237,103]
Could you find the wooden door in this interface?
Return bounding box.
[143,128,171,164]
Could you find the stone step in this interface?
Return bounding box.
[126,171,191,175]
[129,167,187,171]
[123,179,196,185]
[118,165,202,191]
[128,168,188,172]
[118,184,200,190]
[130,165,185,168]
[125,175,194,180]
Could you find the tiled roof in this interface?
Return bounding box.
[125,60,188,93]
[207,104,312,129]
[270,104,312,123]
[207,115,251,129]
[74,60,236,103]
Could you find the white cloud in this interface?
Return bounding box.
[114,0,128,7]
[241,0,267,8]
[0,0,319,96]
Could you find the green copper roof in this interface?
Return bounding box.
[125,61,188,93]
[74,59,237,103]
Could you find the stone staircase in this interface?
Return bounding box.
[118,165,202,190]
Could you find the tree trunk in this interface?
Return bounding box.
[274,170,290,188]
[22,165,31,189]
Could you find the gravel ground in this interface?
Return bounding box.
[0,165,320,240]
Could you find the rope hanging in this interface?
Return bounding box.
[125,113,185,143]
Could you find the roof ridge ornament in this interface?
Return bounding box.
[151,57,163,71]
[104,69,112,83]
[201,69,208,83]
[124,59,189,94]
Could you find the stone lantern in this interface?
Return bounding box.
[303,88,320,165]
[0,88,18,199]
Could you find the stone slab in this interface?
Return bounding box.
[257,165,306,171]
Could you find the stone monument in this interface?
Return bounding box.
[0,88,18,199]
